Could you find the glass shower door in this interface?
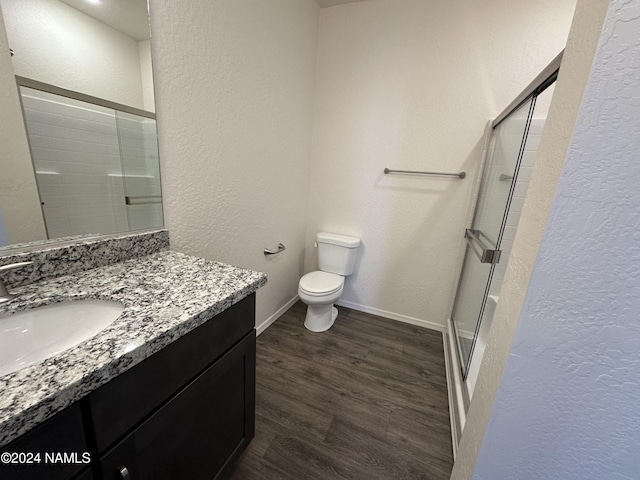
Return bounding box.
[19,84,164,239]
[115,111,163,231]
[451,96,535,379]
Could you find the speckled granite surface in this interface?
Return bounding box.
[0,233,99,254]
[0,250,267,448]
[0,229,170,289]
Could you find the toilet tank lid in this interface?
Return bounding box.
[317,232,361,248]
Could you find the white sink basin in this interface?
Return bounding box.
[0,299,123,377]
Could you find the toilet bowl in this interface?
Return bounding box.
[299,232,360,332]
[298,271,344,332]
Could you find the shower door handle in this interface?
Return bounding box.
[464,229,502,264]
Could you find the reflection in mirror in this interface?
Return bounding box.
[1,0,154,110]
[20,86,162,238]
[0,0,163,248]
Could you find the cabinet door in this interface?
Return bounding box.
[0,405,88,480]
[74,468,96,480]
[89,294,255,452]
[98,331,256,480]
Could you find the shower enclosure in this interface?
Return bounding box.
[17,78,163,239]
[448,54,561,413]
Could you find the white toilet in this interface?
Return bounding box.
[298,232,361,332]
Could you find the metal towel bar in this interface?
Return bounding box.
[384,168,465,179]
[464,229,501,264]
[125,195,162,205]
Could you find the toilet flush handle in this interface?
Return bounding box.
[264,243,286,256]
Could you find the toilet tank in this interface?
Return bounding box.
[317,232,361,276]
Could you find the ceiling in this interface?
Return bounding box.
[57,0,367,40]
[316,0,370,8]
[59,0,150,41]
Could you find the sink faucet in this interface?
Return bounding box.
[0,262,33,304]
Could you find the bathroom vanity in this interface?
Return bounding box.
[0,232,267,480]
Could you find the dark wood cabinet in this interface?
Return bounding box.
[0,405,89,480]
[74,468,96,480]
[0,294,256,480]
[98,331,255,480]
[88,296,255,452]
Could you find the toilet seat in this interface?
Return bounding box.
[299,271,344,296]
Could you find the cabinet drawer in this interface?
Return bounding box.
[88,294,254,452]
[0,405,88,480]
[98,330,256,480]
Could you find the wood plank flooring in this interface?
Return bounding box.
[229,301,453,480]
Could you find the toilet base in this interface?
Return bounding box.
[304,304,338,332]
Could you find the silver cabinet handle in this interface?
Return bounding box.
[120,466,131,480]
[464,229,502,264]
[264,243,286,256]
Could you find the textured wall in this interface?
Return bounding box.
[0,5,46,245]
[149,0,319,327]
[451,0,610,477]
[0,0,145,109]
[473,0,640,476]
[306,0,576,329]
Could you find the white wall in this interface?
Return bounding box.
[0,6,45,245]
[0,0,145,109]
[139,40,156,113]
[451,0,610,476]
[471,1,640,477]
[306,0,576,329]
[149,0,319,327]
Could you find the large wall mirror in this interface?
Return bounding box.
[0,0,163,249]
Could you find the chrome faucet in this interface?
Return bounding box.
[0,262,33,304]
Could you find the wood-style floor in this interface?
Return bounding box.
[230,301,453,480]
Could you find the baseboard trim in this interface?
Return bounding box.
[256,295,299,336]
[335,300,444,332]
[257,297,445,334]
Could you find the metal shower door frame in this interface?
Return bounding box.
[448,51,564,387]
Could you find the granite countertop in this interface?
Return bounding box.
[0,250,267,448]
